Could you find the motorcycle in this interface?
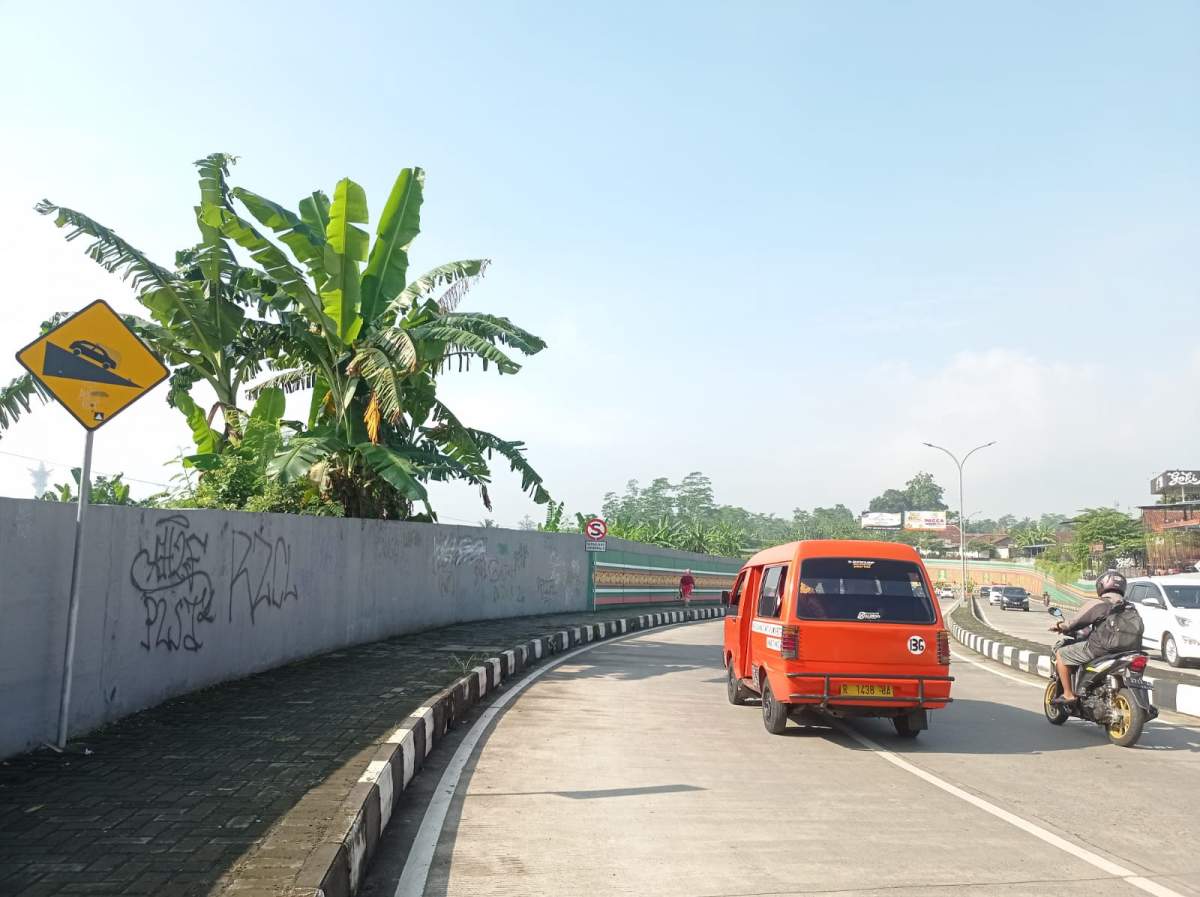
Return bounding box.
[1043,606,1158,747]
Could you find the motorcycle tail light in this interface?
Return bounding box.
[1129,655,1148,673]
[936,630,950,665]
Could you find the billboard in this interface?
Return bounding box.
[1151,470,1200,495]
[904,510,947,531]
[860,512,903,529]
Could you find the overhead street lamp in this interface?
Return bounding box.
[923,441,997,602]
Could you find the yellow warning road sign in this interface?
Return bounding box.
[15,300,168,430]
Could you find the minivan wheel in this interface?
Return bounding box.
[726,663,749,706]
[892,716,921,739]
[761,680,788,734]
[1164,634,1182,668]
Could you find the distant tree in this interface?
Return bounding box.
[964,517,999,533]
[1012,524,1055,548]
[903,472,947,511]
[867,471,947,514]
[868,489,910,514]
[1069,508,1145,568]
[517,514,536,530]
[601,479,641,521]
[675,471,715,519]
[794,504,861,539]
[639,477,675,519]
[967,538,996,557]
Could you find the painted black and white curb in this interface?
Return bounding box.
[293,606,725,897]
[948,611,1200,721]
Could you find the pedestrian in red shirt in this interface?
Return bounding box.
[679,569,696,608]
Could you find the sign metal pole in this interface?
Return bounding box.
[56,428,94,749]
[14,299,168,750]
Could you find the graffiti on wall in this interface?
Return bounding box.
[130,515,216,652]
[231,529,299,624]
[434,535,487,568]
[430,533,573,607]
[128,518,573,652]
[131,516,299,652]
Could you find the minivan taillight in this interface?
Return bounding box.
[780,625,799,660]
[1129,655,1148,673]
[936,630,950,665]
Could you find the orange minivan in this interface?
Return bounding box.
[722,540,953,737]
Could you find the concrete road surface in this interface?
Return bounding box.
[365,620,1200,897]
[976,600,1200,682]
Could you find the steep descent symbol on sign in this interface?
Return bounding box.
[41,342,139,388]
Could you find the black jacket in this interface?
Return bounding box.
[1065,593,1127,652]
[1063,597,1116,635]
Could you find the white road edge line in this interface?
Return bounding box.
[834,722,1188,897]
[392,619,705,897]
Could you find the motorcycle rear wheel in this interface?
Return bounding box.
[1043,681,1069,725]
[1106,688,1146,747]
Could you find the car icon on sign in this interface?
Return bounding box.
[69,340,117,370]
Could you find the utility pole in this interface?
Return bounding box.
[923,441,997,600]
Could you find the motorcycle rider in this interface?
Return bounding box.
[1050,570,1128,705]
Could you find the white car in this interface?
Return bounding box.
[987,585,1004,606]
[936,586,955,600]
[1128,575,1200,667]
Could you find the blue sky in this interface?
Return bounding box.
[1,1,1197,523]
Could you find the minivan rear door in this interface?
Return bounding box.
[792,556,940,669]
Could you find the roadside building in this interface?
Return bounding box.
[926,525,1012,559]
[969,533,1015,559]
[1140,470,1200,574]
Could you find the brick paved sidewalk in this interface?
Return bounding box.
[0,607,696,897]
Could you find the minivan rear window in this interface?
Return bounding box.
[795,558,936,623]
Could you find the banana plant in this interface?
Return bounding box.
[207,164,551,518]
[0,373,49,437]
[34,154,287,442]
[1,312,69,437]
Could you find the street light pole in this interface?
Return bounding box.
[923,441,996,602]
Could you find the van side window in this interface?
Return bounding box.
[757,565,788,618]
[729,572,746,614]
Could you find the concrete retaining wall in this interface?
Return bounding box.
[0,498,588,758]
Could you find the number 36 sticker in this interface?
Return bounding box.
[908,636,926,655]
